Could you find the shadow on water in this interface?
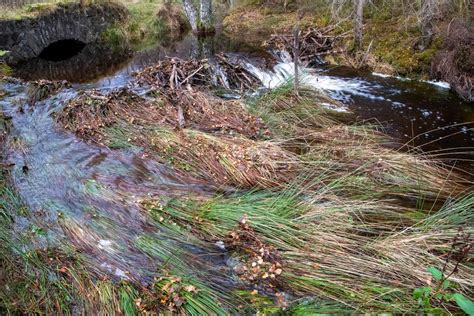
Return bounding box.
[321,66,474,168]
[12,40,133,83]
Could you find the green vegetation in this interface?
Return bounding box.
[0,51,12,77]
[0,1,472,313]
[101,0,188,50]
[414,266,474,314]
[48,78,473,313]
[0,0,75,20]
[223,0,467,77]
[0,0,188,52]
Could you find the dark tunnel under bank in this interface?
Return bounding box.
[38,39,86,61]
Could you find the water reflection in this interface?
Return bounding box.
[13,41,132,83]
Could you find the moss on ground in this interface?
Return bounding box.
[223,3,446,77]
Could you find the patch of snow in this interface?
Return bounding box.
[320,102,350,113]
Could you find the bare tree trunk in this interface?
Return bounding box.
[199,0,213,33]
[419,0,435,50]
[293,24,300,95]
[353,0,365,51]
[182,0,199,33]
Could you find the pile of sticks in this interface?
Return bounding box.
[265,26,344,65]
[134,54,261,92]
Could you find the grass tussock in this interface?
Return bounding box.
[5,71,473,314]
[57,83,470,200]
[144,189,474,313]
[250,85,469,201]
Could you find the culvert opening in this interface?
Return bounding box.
[38,39,86,61]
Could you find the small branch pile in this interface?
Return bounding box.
[27,79,71,103]
[57,88,268,141]
[56,88,296,188]
[265,26,344,64]
[134,54,261,91]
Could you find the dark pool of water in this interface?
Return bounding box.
[320,66,473,171]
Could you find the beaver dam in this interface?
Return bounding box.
[0,2,473,315]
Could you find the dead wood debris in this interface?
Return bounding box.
[134,54,261,91]
[264,26,344,65]
[57,88,269,141]
[27,79,71,103]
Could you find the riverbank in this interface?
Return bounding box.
[223,1,473,101]
[1,54,473,313]
[0,1,473,314]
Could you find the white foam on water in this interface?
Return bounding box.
[98,239,113,251]
[115,267,127,278]
[372,72,451,89]
[245,61,390,104]
[372,72,392,78]
[422,80,450,89]
[320,102,350,113]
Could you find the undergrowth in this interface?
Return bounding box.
[2,70,473,314]
[101,0,188,51]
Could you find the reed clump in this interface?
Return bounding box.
[57,80,470,200]
[27,67,474,314]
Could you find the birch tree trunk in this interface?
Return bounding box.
[182,0,199,33]
[419,0,435,50]
[199,0,214,33]
[353,0,365,51]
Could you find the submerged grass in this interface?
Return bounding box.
[4,70,473,313]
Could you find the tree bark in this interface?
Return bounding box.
[182,0,199,33]
[293,24,300,95]
[420,0,435,50]
[353,0,365,51]
[199,0,214,34]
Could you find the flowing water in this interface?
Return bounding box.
[0,79,233,287]
[1,33,473,285]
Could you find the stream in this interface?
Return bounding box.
[1,33,473,284]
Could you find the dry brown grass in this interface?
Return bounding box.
[56,84,470,200]
[57,87,268,140]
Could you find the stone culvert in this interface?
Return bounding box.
[0,2,128,64]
